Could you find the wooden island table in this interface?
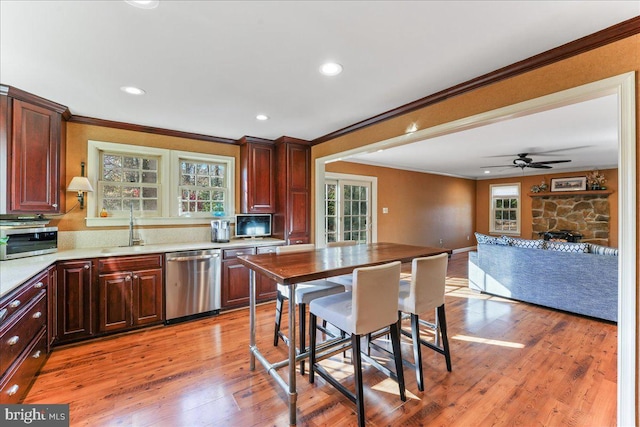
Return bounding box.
[237,242,451,425]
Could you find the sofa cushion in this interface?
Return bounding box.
[503,237,545,249]
[474,232,508,245]
[546,241,588,253]
[587,243,618,256]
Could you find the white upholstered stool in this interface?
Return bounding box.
[397,253,452,391]
[309,261,405,427]
[273,244,345,375]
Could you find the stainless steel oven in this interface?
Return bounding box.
[0,226,58,260]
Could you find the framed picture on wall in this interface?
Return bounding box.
[550,176,587,192]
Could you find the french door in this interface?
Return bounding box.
[324,178,372,244]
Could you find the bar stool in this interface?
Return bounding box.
[397,253,452,391]
[273,244,345,374]
[309,261,405,427]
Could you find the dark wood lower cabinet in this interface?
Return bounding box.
[55,260,93,344]
[221,245,281,309]
[98,256,163,334]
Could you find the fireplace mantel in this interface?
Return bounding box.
[528,189,614,197]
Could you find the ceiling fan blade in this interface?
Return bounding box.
[479,164,516,169]
[484,145,591,158]
[532,159,572,165]
[527,164,553,169]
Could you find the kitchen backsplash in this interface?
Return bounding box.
[58,227,212,250]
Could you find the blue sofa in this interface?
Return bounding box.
[468,239,618,322]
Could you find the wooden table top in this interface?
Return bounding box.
[237,242,451,285]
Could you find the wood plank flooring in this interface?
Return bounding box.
[24,252,617,426]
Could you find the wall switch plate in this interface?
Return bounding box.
[382,207,389,214]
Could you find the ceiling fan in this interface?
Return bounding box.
[481,152,572,170]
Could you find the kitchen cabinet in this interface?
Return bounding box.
[0,270,48,403]
[221,244,281,309]
[47,264,57,349]
[97,255,163,333]
[240,137,276,213]
[274,137,311,245]
[221,247,256,309]
[55,259,94,344]
[1,86,67,213]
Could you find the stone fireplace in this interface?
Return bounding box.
[531,194,610,245]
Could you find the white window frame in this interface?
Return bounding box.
[489,183,521,235]
[86,140,235,227]
[320,172,377,247]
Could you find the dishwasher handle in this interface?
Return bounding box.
[167,254,220,262]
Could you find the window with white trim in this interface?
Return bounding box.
[98,151,161,216]
[489,183,520,234]
[87,140,235,225]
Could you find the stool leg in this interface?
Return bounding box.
[274,291,284,347]
[309,312,317,383]
[411,313,424,391]
[351,334,365,427]
[389,321,406,401]
[437,304,452,372]
[299,303,306,375]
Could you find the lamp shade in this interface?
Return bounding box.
[67,176,94,193]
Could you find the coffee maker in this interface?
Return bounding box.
[211,220,230,243]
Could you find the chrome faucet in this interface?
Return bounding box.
[128,204,135,246]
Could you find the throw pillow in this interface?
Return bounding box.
[474,232,507,245]
[503,237,545,249]
[587,243,619,256]
[546,241,588,253]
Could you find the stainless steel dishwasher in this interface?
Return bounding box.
[165,249,221,323]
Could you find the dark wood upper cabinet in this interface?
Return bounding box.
[1,87,67,213]
[240,137,276,213]
[273,137,311,245]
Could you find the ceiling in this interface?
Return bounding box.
[1,1,638,178]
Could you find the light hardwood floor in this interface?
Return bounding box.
[24,252,617,426]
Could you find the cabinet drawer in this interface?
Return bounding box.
[0,271,48,327]
[0,328,47,404]
[99,254,163,273]
[0,292,47,375]
[256,245,281,254]
[223,247,256,260]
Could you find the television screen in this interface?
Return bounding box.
[235,214,272,238]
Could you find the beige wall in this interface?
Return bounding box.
[476,168,618,248]
[326,161,476,249]
[55,122,240,232]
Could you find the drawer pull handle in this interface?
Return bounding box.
[33,311,42,319]
[34,281,44,289]
[33,350,42,359]
[7,385,19,396]
[7,336,19,346]
[9,300,20,308]
[133,275,138,280]
[84,265,90,270]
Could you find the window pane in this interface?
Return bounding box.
[327,217,336,232]
[496,199,502,208]
[124,171,139,183]
[143,159,157,170]
[142,172,156,183]
[143,200,157,211]
[510,199,518,208]
[123,157,139,169]
[142,187,157,198]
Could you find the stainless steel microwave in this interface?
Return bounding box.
[0,226,58,261]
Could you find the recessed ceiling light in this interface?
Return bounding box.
[125,0,160,9]
[484,170,491,174]
[256,114,269,121]
[319,62,343,76]
[120,86,146,95]
[406,123,418,133]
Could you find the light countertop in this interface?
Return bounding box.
[0,238,285,299]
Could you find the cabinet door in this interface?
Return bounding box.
[132,268,163,326]
[55,260,93,343]
[241,142,275,213]
[98,272,132,333]
[9,99,62,213]
[221,260,251,309]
